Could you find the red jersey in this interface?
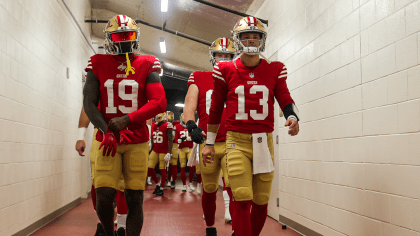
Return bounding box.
[85,54,161,143]
[152,122,173,153]
[172,120,181,142]
[174,124,193,149]
[208,59,294,133]
[187,71,227,142]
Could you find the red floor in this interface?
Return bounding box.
[31,181,300,236]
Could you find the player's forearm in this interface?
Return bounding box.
[78,107,90,128]
[168,138,173,153]
[128,82,167,123]
[83,71,107,133]
[184,85,198,122]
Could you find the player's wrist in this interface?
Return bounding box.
[77,127,87,140]
[206,132,217,145]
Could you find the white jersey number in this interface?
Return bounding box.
[235,85,269,120]
[104,79,139,114]
[180,130,190,139]
[153,131,164,144]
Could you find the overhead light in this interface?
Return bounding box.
[160,37,166,53]
[161,0,168,12]
[159,68,163,76]
[175,103,185,107]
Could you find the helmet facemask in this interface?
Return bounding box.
[232,17,267,56]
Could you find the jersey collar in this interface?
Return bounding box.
[235,58,266,72]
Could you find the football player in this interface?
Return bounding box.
[166,111,179,188]
[83,15,166,236]
[203,17,300,236]
[148,112,173,196]
[174,113,197,192]
[184,37,236,236]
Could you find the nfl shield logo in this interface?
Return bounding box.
[230,144,235,149]
[258,137,262,143]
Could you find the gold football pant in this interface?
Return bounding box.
[148,151,166,169]
[170,143,179,165]
[179,147,193,168]
[94,142,149,191]
[90,129,100,185]
[199,141,229,193]
[225,131,274,205]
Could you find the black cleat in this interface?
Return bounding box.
[156,188,164,196]
[152,185,160,194]
[116,227,125,236]
[231,231,235,236]
[94,223,106,236]
[171,181,176,189]
[206,227,217,236]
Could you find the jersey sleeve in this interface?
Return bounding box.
[84,55,97,76]
[208,63,227,125]
[187,72,196,87]
[147,56,162,75]
[274,63,295,109]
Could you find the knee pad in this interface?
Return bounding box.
[253,172,274,205]
[203,183,218,193]
[233,187,252,201]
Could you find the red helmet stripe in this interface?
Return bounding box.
[253,17,257,25]
[117,15,122,25]
[247,16,251,26]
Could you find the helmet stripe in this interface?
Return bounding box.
[247,16,251,26]
[226,38,229,48]
[252,17,257,26]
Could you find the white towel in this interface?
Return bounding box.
[252,133,274,175]
[187,143,199,167]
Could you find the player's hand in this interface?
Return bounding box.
[119,129,133,145]
[201,145,215,167]
[99,130,118,157]
[186,121,206,144]
[109,115,130,132]
[75,140,86,156]
[186,137,192,141]
[191,128,206,144]
[164,153,172,162]
[285,119,299,136]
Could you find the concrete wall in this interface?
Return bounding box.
[255,0,420,235]
[0,0,95,234]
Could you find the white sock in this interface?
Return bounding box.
[116,214,127,229]
[223,190,230,208]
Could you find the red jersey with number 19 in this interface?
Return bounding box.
[85,54,161,143]
[208,59,294,134]
[152,122,173,153]
[187,71,227,142]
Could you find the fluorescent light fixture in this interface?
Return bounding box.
[161,0,168,12]
[160,37,166,53]
[175,103,185,107]
[159,68,163,76]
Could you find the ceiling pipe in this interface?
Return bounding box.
[192,0,268,26]
[85,19,211,46]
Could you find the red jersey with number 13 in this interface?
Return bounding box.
[208,59,294,133]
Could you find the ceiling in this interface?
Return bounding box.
[87,0,265,72]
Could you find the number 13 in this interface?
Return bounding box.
[235,85,269,120]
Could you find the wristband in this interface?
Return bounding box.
[287,115,297,121]
[205,143,214,147]
[77,127,87,140]
[206,132,217,145]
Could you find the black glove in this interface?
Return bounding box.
[186,120,205,144]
